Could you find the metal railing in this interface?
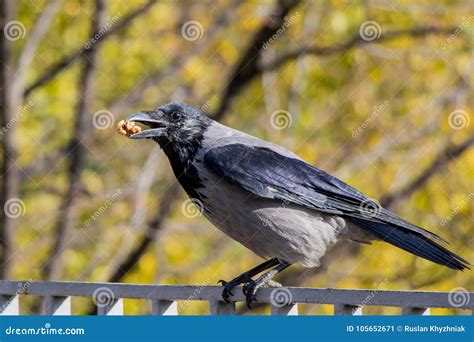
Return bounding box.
[0,281,472,315]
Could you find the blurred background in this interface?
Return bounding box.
[0,0,472,315]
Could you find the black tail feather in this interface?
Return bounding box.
[349,218,470,271]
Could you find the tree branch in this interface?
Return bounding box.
[213,25,458,120]
[109,0,241,114]
[107,182,180,283]
[23,0,157,98]
[380,134,474,208]
[263,26,457,72]
[17,0,239,186]
[211,0,300,120]
[0,0,18,279]
[10,0,62,110]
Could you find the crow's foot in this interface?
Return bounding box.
[218,258,289,306]
[218,258,280,303]
[242,263,290,308]
[242,276,271,308]
[218,274,251,303]
[218,279,235,303]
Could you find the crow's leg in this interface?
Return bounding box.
[243,260,291,308]
[218,258,279,302]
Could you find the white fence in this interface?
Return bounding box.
[0,281,472,316]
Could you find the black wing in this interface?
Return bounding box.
[204,143,469,270]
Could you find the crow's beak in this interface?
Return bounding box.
[127,111,166,139]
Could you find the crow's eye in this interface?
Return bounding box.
[171,112,182,121]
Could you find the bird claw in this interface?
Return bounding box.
[242,280,260,308]
[218,279,234,303]
[218,272,254,303]
[218,262,286,307]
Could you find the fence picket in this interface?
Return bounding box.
[0,295,19,315]
[43,296,71,315]
[209,301,236,315]
[334,304,362,315]
[97,298,124,316]
[271,304,298,315]
[151,300,178,315]
[401,307,430,315]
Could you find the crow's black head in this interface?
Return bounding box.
[127,102,211,146]
[127,102,211,198]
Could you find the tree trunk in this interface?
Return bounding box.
[0,0,20,280]
[42,0,106,280]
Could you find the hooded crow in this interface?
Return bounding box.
[126,102,469,307]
